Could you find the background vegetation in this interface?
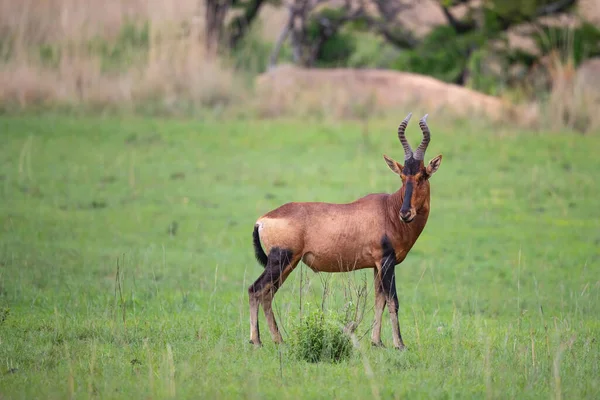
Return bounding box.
[1,0,599,129]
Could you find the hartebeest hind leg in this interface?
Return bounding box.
[248,247,299,346]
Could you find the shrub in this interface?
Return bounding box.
[347,33,401,69]
[230,25,273,75]
[391,25,484,84]
[307,7,357,67]
[289,307,353,364]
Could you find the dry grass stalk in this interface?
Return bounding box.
[540,50,600,133]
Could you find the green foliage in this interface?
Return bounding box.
[0,34,12,62]
[483,0,537,33]
[306,7,357,67]
[268,0,590,96]
[38,44,61,68]
[391,25,484,84]
[467,48,505,95]
[502,22,600,73]
[481,0,577,35]
[346,32,400,69]
[289,307,352,363]
[0,307,9,325]
[88,20,150,70]
[533,22,600,65]
[316,31,356,67]
[230,25,273,74]
[490,0,538,16]
[25,20,151,72]
[230,0,282,10]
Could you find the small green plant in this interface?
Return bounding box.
[0,307,9,325]
[289,306,352,364]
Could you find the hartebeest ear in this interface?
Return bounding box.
[383,154,403,175]
[426,154,442,176]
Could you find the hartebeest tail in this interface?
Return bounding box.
[248,113,443,349]
[252,225,268,267]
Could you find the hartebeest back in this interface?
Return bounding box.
[249,113,442,349]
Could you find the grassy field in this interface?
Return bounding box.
[0,114,599,399]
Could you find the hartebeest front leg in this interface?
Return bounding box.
[371,268,387,347]
[385,274,405,350]
[248,247,297,346]
[381,237,406,350]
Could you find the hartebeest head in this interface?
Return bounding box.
[383,113,443,223]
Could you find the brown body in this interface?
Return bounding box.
[258,190,429,272]
[248,113,442,349]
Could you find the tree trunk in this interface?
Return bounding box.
[205,0,230,55]
[229,0,267,48]
[269,6,295,69]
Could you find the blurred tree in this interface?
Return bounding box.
[205,0,230,54]
[268,0,418,68]
[393,0,597,94]
[218,0,598,96]
[269,1,368,67]
[205,0,281,54]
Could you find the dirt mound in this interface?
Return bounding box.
[256,64,519,121]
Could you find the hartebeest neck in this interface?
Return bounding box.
[386,186,430,243]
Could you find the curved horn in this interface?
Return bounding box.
[414,114,431,160]
[397,112,413,160]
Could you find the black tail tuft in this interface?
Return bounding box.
[252,225,268,268]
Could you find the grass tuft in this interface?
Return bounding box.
[289,307,353,364]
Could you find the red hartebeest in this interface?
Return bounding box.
[249,113,442,349]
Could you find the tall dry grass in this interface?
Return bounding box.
[534,24,600,134]
[0,0,243,113]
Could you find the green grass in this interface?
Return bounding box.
[0,114,599,399]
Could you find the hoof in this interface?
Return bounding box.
[249,340,262,348]
[394,345,407,351]
[371,341,385,348]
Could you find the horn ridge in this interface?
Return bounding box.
[414,114,430,160]
[397,112,413,160]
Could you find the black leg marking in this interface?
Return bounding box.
[380,235,399,311]
[380,235,405,349]
[249,247,293,296]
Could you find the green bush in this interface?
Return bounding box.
[347,32,401,69]
[289,307,353,364]
[307,7,356,67]
[230,26,274,75]
[38,44,61,68]
[391,25,485,85]
[533,22,600,65]
[467,48,506,96]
